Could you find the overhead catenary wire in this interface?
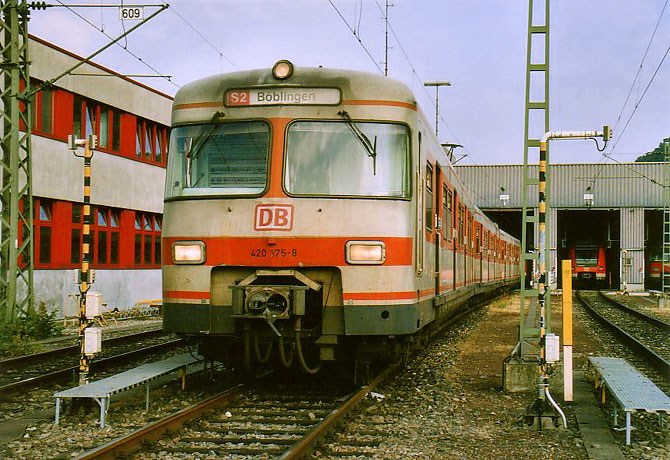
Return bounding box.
[370,0,481,178]
[327,0,384,75]
[610,41,670,153]
[588,1,668,191]
[54,0,178,88]
[169,5,239,71]
[610,0,668,141]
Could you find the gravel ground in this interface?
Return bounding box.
[1,293,668,459]
[316,293,669,459]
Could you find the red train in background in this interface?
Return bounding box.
[569,243,606,288]
[648,253,670,286]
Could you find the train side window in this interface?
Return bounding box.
[443,185,452,241]
[458,205,464,247]
[476,226,481,254]
[425,163,433,231]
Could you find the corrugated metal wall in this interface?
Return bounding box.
[457,163,664,209]
[620,208,645,287]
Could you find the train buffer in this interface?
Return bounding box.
[54,353,202,428]
[588,356,670,445]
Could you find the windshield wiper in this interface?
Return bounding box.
[338,110,377,175]
[185,111,225,186]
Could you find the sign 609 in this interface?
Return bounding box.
[119,6,144,20]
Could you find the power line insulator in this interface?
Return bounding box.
[29,2,49,10]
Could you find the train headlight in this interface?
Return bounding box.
[172,241,206,264]
[346,241,385,265]
[272,60,294,80]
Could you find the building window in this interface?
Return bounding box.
[72,97,122,153]
[71,203,82,264]
[155,127,165,164]
[95,207,121,266]
[134,212,161,267]
[85,101,98,139]
[31,84,53,134]
[136,119,168,165]
[99,107,109,148]
[73,95,82,138]
[35,198,53,265]
[112,111,121,151]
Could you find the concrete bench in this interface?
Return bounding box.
[54,353,202,428]
[588,356,670,445]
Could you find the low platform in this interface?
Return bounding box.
[54,353,202,428]
[588,356,670,445]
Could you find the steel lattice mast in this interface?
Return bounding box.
[0,0,33,322]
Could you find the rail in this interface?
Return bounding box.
[75,364,397,459]
[575,291,670,376]
[0,339,183,397]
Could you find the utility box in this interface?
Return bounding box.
[545,333,560,363]
[84,327,102,355]
[86,292,103,318]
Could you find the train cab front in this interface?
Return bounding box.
[162,60,418,374]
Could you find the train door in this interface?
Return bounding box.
[443,184,454,291]
[476,223,482,284]
[416,133,424,276]
[453,191,459,290]
[434,165,442,295]
[464,210,468,286]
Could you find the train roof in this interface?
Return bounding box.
[173,62,417,111]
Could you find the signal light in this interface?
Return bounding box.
[272,60,294,80]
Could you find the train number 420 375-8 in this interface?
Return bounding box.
[250,248,297,258]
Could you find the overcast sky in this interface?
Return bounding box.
[30,0,669,165]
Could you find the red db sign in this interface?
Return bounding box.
[254,205,293,231]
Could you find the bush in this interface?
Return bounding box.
[17,309,64,340]
[0,309,63,358]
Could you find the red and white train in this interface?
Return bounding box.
[161,61,520,374]
[569,243,607,288]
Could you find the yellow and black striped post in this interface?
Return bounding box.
[77,135,96,385]
[537,138,549,403]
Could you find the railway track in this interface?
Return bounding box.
[575,290,670,376]
[0,327,163,369]
[76,365,397,459]
[0,333,183,397]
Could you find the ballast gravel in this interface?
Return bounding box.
[1,294,669,459]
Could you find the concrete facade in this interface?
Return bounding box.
[16,36,173,316]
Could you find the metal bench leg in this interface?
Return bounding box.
[625,412,631,446]
[94,397,107,428]
[613,405,618,426]
[55,398,61,425]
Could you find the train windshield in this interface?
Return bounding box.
[165,121,270,198]
[285,121,410,197]
[575,248,598,266]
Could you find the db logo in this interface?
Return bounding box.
[254,205,294,231]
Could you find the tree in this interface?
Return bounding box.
[635,137,670,162]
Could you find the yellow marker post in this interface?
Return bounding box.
[562,259,573,401]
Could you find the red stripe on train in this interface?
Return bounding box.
[162,237,413,267]
[163,290,210,299]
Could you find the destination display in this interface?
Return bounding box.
[226,87,341,106]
